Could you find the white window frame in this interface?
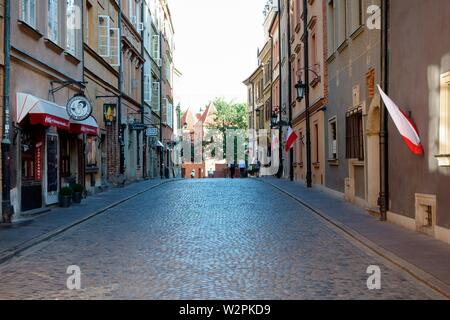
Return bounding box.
[152,81,161,112]
[66,0,77,56]
[152,35,160,60]
[98,15,111,58]
[21,0,36,28]
[109,27,121,66]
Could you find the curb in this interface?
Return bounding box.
[0,179,176,266]
[263,179,450,299]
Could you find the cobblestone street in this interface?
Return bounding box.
[0,179,443,300]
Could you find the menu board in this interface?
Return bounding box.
[47,135,58,193]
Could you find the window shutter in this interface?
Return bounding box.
[98,15,111,57]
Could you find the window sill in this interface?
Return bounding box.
[64,51,81,65]
[44,38,65,55]
[337,40,349,54]
[328,159,339,166]
[310,76,321,88]
[326,52,336,64]
[350,25,365,40]
[18,20,43,40]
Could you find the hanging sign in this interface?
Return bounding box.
[67,94,93,121]
[103,103,117,126]
[146,127,158,137]
[130,123,147,131]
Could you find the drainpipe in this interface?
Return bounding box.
[379,0,390,221]
[276,0,283,178]
[2,0,13,223]
[287,0,294,181]
[81,0,87,193]
[159,30,163,179]
[140,0,146,179]
[303,0,313,188]
[118,0,125,176]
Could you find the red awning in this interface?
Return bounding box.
[16,93,70,130]
[70,117,99,136]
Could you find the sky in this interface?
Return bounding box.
[169,0,266,113]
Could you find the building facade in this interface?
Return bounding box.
[83,0,120,193]
[386,0,450,244]
[10,0,88,214]
[0,0,175,220]
[291,0,327,186]
[324,0,381,210]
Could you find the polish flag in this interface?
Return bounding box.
[377,85,424,155]
[285,127,298,152]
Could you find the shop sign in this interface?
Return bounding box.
[67,94,93,121]
[146,127,158,137]
[35,141,43,181]
[130,123,147,131]
[103,104,117,126]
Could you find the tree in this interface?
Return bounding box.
[206,98,249,162]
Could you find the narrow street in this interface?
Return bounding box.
[0,179,441,300]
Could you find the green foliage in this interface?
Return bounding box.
[208,98,248,131]
[206,98,249,161]
[60,187,73,197]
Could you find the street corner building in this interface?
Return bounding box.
[0,0,177,221]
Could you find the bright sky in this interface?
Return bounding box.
[169,0,266,113]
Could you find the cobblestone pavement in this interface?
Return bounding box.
[0,179,443,299]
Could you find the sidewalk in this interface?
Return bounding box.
[262,177,450,298]
[0,179,173,265]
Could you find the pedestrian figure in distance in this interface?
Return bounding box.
[191,170,195,179]
[230,162,236,179]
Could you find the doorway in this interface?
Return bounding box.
[45,133,59,205]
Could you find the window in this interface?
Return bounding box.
[437,72,450,166]
[48,0,59,43]
[298,130,304,164]
[346,109,364,160]
[66,0,77,55]
[109,28,120,66]
[98,15,111,57]
[350,0,363,34]
[167,101,173,128]
[152,80,161,111]
[86,2,93,45]
[21,0,36,27]
[326,0,336,56]
[152,35,160,60]
[328,117,338,160]
[337,0,347,46]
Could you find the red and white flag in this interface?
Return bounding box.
[285,127,298,152]
[377,85,424,155]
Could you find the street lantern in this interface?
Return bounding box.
[271,112,278,127]
[295,80,306,102]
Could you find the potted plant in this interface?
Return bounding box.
[72,184,84,204]
[59,187,73,208]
